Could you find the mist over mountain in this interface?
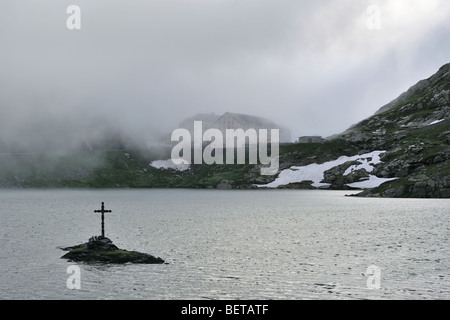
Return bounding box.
[1,0,450,151]
[1,63,449,198]
[1,1,450,196]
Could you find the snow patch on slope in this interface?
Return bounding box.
[343,152,382,175]
[150,159,190,171]
[257,150,397,189]
[429,119,445,126]
[346,175,398,189]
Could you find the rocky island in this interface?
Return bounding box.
[61,236,165,264]
[60,202,165,264]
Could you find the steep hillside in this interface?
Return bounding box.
[247,63,449,197]
[335,63,450,197]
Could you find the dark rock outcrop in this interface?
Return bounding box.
[359,174,450,198]
[276,181,315,189]
[321,160,370,189]
[61,236,165,264]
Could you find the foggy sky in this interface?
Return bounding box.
[1,0,450,150]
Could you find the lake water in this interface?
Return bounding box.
[0,189,449,300]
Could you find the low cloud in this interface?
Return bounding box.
[0,0,449,151]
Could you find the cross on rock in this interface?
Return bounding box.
[94,202,112,238]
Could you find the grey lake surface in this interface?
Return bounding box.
[0,189,449,300]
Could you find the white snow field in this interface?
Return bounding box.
[257,150,398,189]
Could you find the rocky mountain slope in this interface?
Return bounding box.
[334,63,450,197]
[258,63,450,197]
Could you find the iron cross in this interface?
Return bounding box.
[94,202,112,238]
